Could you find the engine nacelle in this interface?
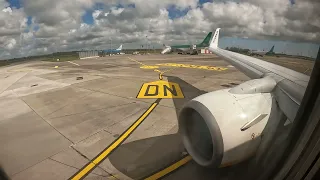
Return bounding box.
[178,89,272,168]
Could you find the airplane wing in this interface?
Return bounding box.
[208,28,309,121]
[178,28,314,169]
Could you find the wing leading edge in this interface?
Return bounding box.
[208,28,311,121]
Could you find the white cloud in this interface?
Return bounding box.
[2,7,12,13]
[5,38,17,49]
[93,10,102,19]
[0,0,319,59]
[0,0,27,58]
[200,0,320,41]
[111,7,124,15]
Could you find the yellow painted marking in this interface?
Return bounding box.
[128,57,178,80]
[71,163,95,180]
[140,65,159,69]
[144,155,192,180]
[70,101,159,180]
[128,57,146,66]
[137,80,184,99]
[159,73,163,80]
[8,68,32,72]
[54,66,59,68]
[156,63,227,71]
[68,61,80,66]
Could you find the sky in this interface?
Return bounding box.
[0,0,319,60]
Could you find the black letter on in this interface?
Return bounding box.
[164,85,177,96]
[144,85,159,96]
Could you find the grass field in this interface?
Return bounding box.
[1,52,80,66]
[0,61,10,67]
[41,55,79,62]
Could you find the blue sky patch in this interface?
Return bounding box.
[167,5,190,19]
[82,3,104,25]
[290,0,295,5]
[33,24,39,31]
[27,16,32,26]
[82,10,94,25]
[23,16,32,33]
[81,3,134,24]
[199,0,213,4]
[7,0,21,8]
[197,0,213,8]
[127,3,135,8]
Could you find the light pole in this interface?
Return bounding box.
[284,42,287,55]
[109,38,112,55]
[146,35,148,53]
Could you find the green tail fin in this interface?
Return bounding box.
[198,32,212,47]
[268,45,274,53]
[266,45,275,55]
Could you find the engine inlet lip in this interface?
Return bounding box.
[179,100,224,168]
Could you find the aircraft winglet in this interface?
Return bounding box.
[209,28,220,49]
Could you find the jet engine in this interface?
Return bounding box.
[178,77,276,168]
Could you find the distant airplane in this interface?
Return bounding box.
[161,32,212,54]
[103,45,123,54]
[249,45,275,57]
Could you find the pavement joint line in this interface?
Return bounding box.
[44,91,95,118]
[105,104,149,129]
[70,141,121,178]
[103,129,113,134]
[142,155,192,180]
[20,98,74,144]
[50,74,106,85]
[69,123,116,147]
[75,86,176,109]
[70,76,140,86]
[99,81,135,91]
[69,146,118,179]
[0,71,29,94]
[10,147,69,177]
[70,146,91,161]
[49,158,110,178]
[64,77,105,86]
[47,102,134,120]
[69,98,162,180]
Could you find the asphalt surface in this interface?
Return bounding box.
[0,54,311,180]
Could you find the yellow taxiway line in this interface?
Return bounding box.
[69,99,161,180]
[143,155,192,180]
[141,153,247,180]
[127,57,178,80]
[68,61,80,66]
[128,57,147,66]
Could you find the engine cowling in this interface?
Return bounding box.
[178,88,272,168]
